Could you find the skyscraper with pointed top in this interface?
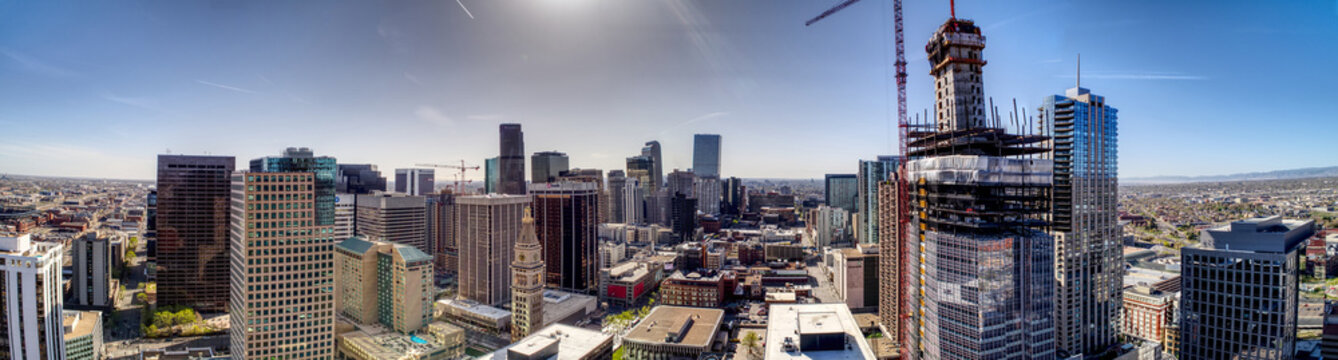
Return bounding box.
[510,207,545,342]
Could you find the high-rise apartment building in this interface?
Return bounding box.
[510,208,545,341]
[693,176,721,215]
[456,194,530,306]
[0,233,65,360]
[856,156,899,245]
[1181,216,1310,359]
[228,171,336,359]
[667,169,696,198]
[485,157,499,194]
[645,189,671,227]
[249,147,337,225]
[640,141,663,192]
[394,168,435,196]
[336,164,386,194]
[499,124,527,195]
[1040,85,1122,358]
[334,237,434,334]
[426,192,457,276]
[334,193,355,240]
[354,192,428,253]
[155,154,234,311]
[530,151,569,184]
[692,134,721,178]
[824,174,858,213]
[72,232,112,307]
[529,182,598,292]
[621,178,645,225]
[876,179,901,339]
[905,16,1056,360]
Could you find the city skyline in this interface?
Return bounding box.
[2,1,1336,180]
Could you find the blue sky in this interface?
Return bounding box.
[1,0,1335,180]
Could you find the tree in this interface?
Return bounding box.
[741,332,761,355]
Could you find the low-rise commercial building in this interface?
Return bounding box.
[621,306,724,359]
[600,261,658,308]
[63,310,102,360]
[436,299,511,334]
[1121,285,1175,343]
[765,303,877,359]
[336,321,465,360]
[660,270,735,308]
[478,323,614,360]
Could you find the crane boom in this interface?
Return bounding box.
[804,0,863,26]
[415,161,480,194]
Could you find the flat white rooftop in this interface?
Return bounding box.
[765,304,875,360]
[477,323,611,360]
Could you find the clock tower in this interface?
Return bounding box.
[510,207,545,341]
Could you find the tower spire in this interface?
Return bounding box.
[950,0,956,19]
[1076,53,1081,89]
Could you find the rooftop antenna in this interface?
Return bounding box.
[950,0,956,19]
[1076,53,1081,89]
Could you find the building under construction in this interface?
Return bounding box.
[903,16,1056,360]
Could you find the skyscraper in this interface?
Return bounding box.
[510,207,545,341]
[1181,216,1310,359]
[905,16,1055,360]
[228,171,336,359]
[640,141,663,192]
[334,193,355,239]
[529,182,599,293]
[355,192,428,253]
[557,168,608,225]
[249,147,337,225]
[530,151,569,184]
[722,177,743,216]
[692,134,721,178]
[670,193,696,243]
[426,192,457,276]
[1040,84,1122,357]
[824,173,858,213]
[625,155,654,194]
[394,168,435,196]
[336,164,386,194]
[485,157,499,194]
[155,154,234,311]
[456,194,530,306]
[607,170,627,223]
[856,156,899,245]
[499,124,527,195]
[0,233,65,360]
[73,232,112,307]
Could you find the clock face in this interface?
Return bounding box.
[519,254,525,261]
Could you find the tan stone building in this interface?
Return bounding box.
[335,236,435,334]
[511,207,546,341]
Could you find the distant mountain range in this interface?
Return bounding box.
[1124,166,1338,184]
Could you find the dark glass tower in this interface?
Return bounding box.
[692,134,721,178]
[640,141,663,192]
[336,164,386,194]
[499,124,527,195]
[155,154,235,312]
[529,182,599,293]
[250,147,337,225]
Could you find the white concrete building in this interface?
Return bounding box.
[765,303,877,359]
[334,193,355,240]
[72,232,113,308]
[0,233,66,360]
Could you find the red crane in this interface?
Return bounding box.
[807,0,914,356]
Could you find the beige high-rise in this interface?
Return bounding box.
[228,172,336,360]
[456,194,529,306]
[510,207,545,341]
[334,236,435,334]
